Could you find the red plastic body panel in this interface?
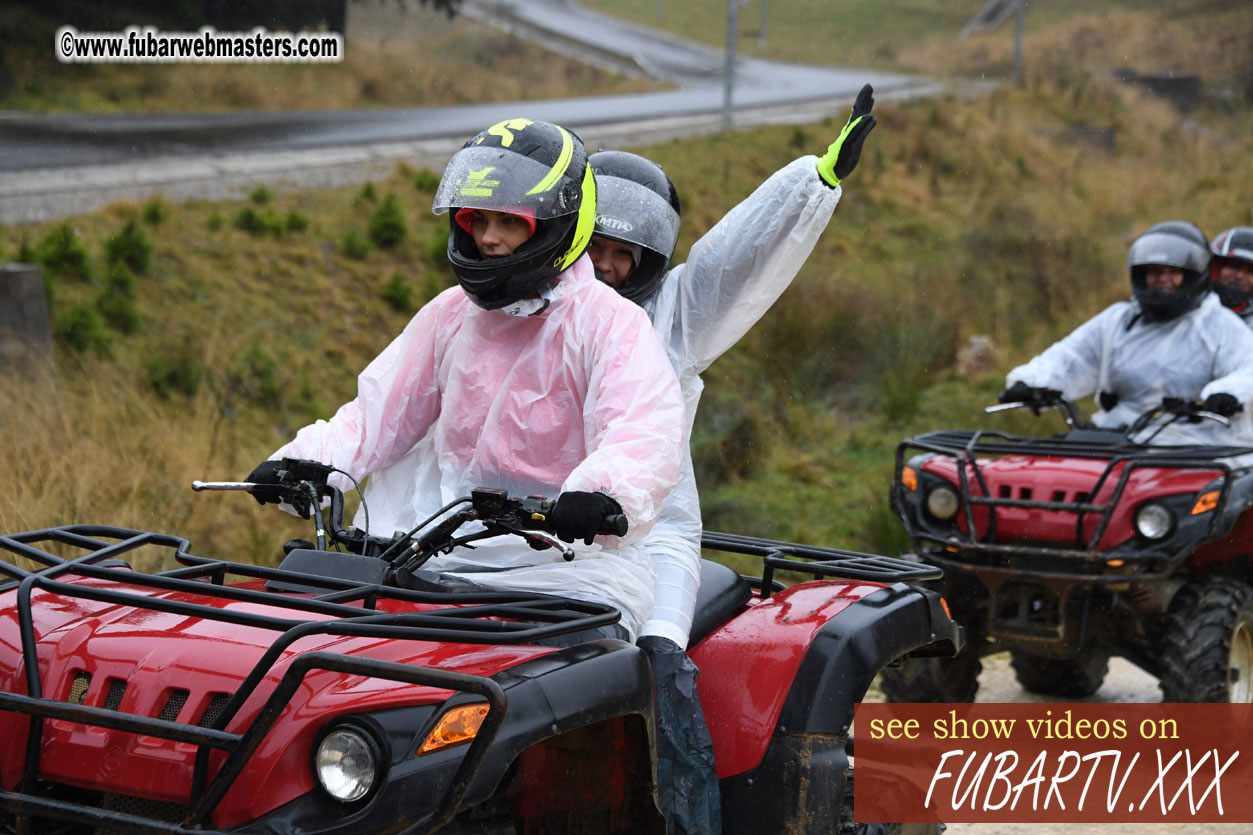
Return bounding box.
[688,579,886,779]
[921,455,1222,548]
[0,578,555,828]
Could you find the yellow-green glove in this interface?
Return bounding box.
[816,83,877,187]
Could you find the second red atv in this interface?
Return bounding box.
[881,395,1253,704]
[0,459,958,834]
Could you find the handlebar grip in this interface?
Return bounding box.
[599,514,629,537]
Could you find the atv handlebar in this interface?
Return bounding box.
[988,395,1232,438]
[193,460,628,583]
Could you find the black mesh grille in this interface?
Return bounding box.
[198,694,230,729]
[67,671,91,705]
[157,689,189,722]
[103,679,127,711]
[98,791,187,830]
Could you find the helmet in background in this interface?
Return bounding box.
[1127,220,1211,322]
[589,150,682,305]
[1210,226,1253,313]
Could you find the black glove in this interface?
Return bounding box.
[245,459,311,517]
[245,460,283,505]
[550,491,623,545]
[1098,390,1120,412]
[998,382,1060,416]
[816,84,877,187]
[1203,393,1242,417]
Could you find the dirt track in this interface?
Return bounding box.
[871,655,1246,834]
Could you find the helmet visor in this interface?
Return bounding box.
[592,175,681,258]
[1127,231,1210,274]
[433,145,583,220]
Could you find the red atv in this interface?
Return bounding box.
[0,459,958,834]
[881,395,1253,704]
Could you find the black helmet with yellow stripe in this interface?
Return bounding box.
[433,118,597,309]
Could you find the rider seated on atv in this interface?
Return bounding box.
[246,118,685,645]
[1000,220,1253,446]
[587,87,877,834]
[1210,226,1253,327]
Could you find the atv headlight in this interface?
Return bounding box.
[925,484,960,521]
[315,727,380,803]
[1134,502,1174,540]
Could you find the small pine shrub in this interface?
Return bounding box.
[356,182,377,204]
[249,184,273,205]
[341,230,371,260]
[54,305,111,355]
[233,207,283,237]
[207,212,224,231]
[412,169,440,192]
[146,341,206,399]
[36,224,91,281]
[96,263,140,334]
[141,197,169,225]
[16,236,36,263]
[104,219,153,273]
[285,209,309,234]
[381,271,414,312]
[368,193,408,248]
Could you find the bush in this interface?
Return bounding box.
[341,229,371,260]
[381,271,415,311]
[225,344,281,407]
[207,212,224,231]
[54,305,111,355]
[422,222,450,260]
[141,197,169,225]
[95,263,140,334]
[233,207,283,237]
[36,224,91,281]
[249,184,273,205]
[285,209,309,234]
[16,236,36,264]
[412,169,441,192]
[356,182,377,204]
[368,192,408,248]
[104,219,153,273]
[146,341,206,399]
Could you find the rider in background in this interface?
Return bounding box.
[1001,220,1253,446]
[246,118,684,643]
[588,86,877,835]
[1210,226,1253,327]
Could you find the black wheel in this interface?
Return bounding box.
[1160,578,1253,702]
[1009,651,1109,698]
[879,647,981,703]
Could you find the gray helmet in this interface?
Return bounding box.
[1127,220,1211,322]
[589,150,681,305]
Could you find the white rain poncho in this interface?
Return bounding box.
[638,156,842,647]
[271,256,685,639]
[1007,293,1253,447]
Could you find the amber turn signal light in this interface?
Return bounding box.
[418,703,490,755]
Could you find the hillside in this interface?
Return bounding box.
[1,4,1251,571]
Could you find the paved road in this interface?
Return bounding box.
[0,0,943,223]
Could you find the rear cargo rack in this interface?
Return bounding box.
[892,429,1253,579]
[0,525,619,834]
[700,531,941,593]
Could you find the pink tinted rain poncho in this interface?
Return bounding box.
[272,256,684,638]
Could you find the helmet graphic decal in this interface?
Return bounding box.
[527,127,574,196]
[461,167,499,197]
[483,118,534,148]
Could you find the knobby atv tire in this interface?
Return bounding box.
[1160,577,1253,702]
[879,648,982,703]
[1009,651,1109,698]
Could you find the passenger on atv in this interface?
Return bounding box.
[1210,225,1253,327]
[246,118,685,644]
[586,86,877,833]
[1000,219,1253,447]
